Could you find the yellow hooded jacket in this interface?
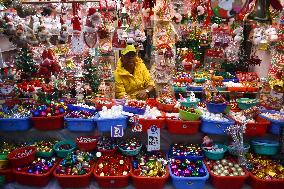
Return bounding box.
[114,58,154,99]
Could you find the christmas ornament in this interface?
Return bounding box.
[170,143,203,158]
[16,157,57,175]
[96,136,117,151]
[32,140,57,154]
[169,158,206,177]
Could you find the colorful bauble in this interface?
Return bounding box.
[171,144,203,158]
[119,138,141,151]
[169,159,206,177]
[56,151,94,175]
[32,101,67,117]
[65,110,95,119]
[96,136,117,151]
[33,141,56,153]
[206,158,246,176]
[157,95,176,105]
[133,151,167,177]
[125,100,145,109]
[0,105,31,118]
[96,154,130,176]
[16,157,57,174]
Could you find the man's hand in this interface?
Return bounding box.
[136,90,148,100]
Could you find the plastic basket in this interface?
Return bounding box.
[166,117,201,135]
[194,78,206,83]
[169,162,209,189]
[94,162,130,188]
[0,153,7,160]
[188,86,203,91]
[119,145,142,156]
[216,86,227,91]
[0,159,8,169]
[251,140,279,156]
[123,105,146,115]
[249,172,284,189]
[178,98,200,108]
[32,115,64,131]
[65,118,95,132]
[0,168,14,183]
[0,118,31,132]
[168,145,204,160]
[67,104,96,114]
[53,141,76,158]
[201,117,235,135]
[95,115,128,132]
[205,162,249,189]
[259,110,284,135]
[76,136,98,152]
[247,86,258,92]
[173,86,187,93]
[227,144,250,156]
[139,117,165,132]
[36,150,54,158]
[179,109,202,121]
[97,148,118,155]
[93,98,116,111]
[202,144,227,160]
[7,146,36,167]
[206,102,227,113]
[229,115,270,137]
[54,163,95,188]
[223,78,239,83]
[13,160,59,187]
[236,98,258,110]
[156,101,178,113]
[131,168,169,189]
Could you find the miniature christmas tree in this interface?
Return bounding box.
[14,48,37,80]
[83,56,100,94]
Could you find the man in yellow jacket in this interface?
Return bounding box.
[114,45,155,99]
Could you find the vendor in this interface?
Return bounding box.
[114,45,155,99]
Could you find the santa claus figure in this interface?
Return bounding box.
[71,15,81,32]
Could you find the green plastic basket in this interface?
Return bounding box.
[216,86,227,91]
[194,78,206,83]
[0,176,5,186]
[173,86,187,92]
[236,98,259,110]
[118,145,142,156]
[53,141,76,158]
[179,109,202,121]
[36,150,54,158]
[179,98,200,108]
[0,153,7,160]
[203,144,227,160]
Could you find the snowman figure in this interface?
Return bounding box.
[189,91,196,102]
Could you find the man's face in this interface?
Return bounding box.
[122,51,136,69]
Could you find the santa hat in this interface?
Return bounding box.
[88,8,97,16]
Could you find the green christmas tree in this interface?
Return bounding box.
[15,48,37,79]
[83,56,100,94]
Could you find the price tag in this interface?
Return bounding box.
[147,125,160,151]
[130,115,142,132]
[111,125,124,137]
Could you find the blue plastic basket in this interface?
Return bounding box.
[187,86,203,91]
[123,105,145,115]
[259,110,284,135]
[252,140,279,156]
[0,118,31,132]
[65,118,95,132]
[94,114,128,132]
[223,78,239,83]
[67,104,97,114]
[169,162,209,189]
[206,102,227,113]
[202,144,227,160]
[201,117,235,135]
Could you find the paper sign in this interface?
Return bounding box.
[147,125,160,151]
[130,115,142,132]
[111,125,124,137]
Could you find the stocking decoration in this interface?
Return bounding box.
[71,15,82,32]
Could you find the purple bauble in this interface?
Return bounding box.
[198,167,206,176]
[40,111,47,117]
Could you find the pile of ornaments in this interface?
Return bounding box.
[55,151,94,175]
[247,153,284,179]
[236,72,259,83]
[32,102,67,117]
[33,141,57,154]
[201,112,229,122]
[157,95,177,105]
[261,112,284,121]
[0,142,19,156]
[65,110,95,119]
[96,154,130,176]
[171,144,203,158]
[0,106,31,118]
[206,158,246,176]
[208,93,226,104]
[173,72,192,83]
[132,151,167,177]
[98,106,124,119]
[230,112,255,123]
[16,157,57,174]
[119,138,141,151]
[96,136,117,152]
[169,159,206,177]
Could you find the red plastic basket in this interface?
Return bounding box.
[32,115,64,130]
[7,146,36,167]
[93,98,116,111]
[0,168,15,183]
[97,147,118,156]
[156,101,178,113]
[131,168,169,189]
[54,163,95,188]
[76,136,98,152]
[247,86,258,92]
[166,117,201,134]
[145,98,158,108]
[139,117,165,132]
[230,115,270,137]
[205,162,249,189]
[249,172,284,189]
[94,162,130,188]
[13,160,59,187]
